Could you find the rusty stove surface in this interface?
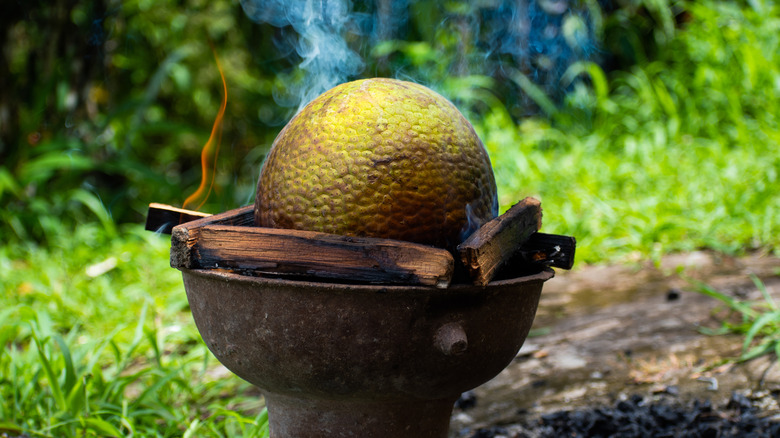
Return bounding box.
[181,267,553,437]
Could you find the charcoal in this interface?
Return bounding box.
[726,391,752,413]
[469,426,509,438]
[517,394,780,438]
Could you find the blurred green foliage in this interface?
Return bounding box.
[0,0,696,246]
[1,0,282,243]
[2,1,780,436]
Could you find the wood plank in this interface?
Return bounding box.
[191,225,454,288]
[170,205,254,270]
[166,204,455,287]
[457,197,542,286]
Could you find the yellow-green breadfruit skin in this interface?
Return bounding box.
[254,78,498,250]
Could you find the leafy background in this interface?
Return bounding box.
[1,0,779,436]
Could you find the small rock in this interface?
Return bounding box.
[651,385,679,396]
[726,391,753,413]
[456,390,478,410]
[743,354,780,385]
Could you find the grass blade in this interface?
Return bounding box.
[116,300,149,373]
[741,311,779,356]
[183,418,202,438]
[53,334,76,396]
[0,423,22,434]
[85,417,124,436]
[561,61,609,102]
[692,279,758,318]
[131,365,186,408]
[751,274,777,311]
[31,329,67,412]
[741,341,774,362]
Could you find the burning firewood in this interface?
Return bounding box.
[458,197,575,286]
[167,205,454,288]
[146,200,574,288]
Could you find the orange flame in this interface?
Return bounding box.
[183,45,227,211]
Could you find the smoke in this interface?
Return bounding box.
[239,0,600,113]
[459,197,499,244]
[240,0,365,113]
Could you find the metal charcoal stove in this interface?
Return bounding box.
[146,200,574,438]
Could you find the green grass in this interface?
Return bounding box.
[0,227,268,437]
[2,1,779,436]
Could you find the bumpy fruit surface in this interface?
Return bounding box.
[255,78,497,250]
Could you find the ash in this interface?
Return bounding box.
[459,392,780,438]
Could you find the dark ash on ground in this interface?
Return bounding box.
[455,390,780,438]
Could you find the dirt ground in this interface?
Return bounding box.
[450,251,780,436]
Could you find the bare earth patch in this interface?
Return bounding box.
[451,251,780,437]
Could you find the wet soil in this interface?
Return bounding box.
[451,251,780,437]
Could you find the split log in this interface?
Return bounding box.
[457,197,543,286]
[168,205,257,271]
[169,205,454,288]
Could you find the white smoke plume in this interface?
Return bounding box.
[240,0,365,113]
[240,0,600,113]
